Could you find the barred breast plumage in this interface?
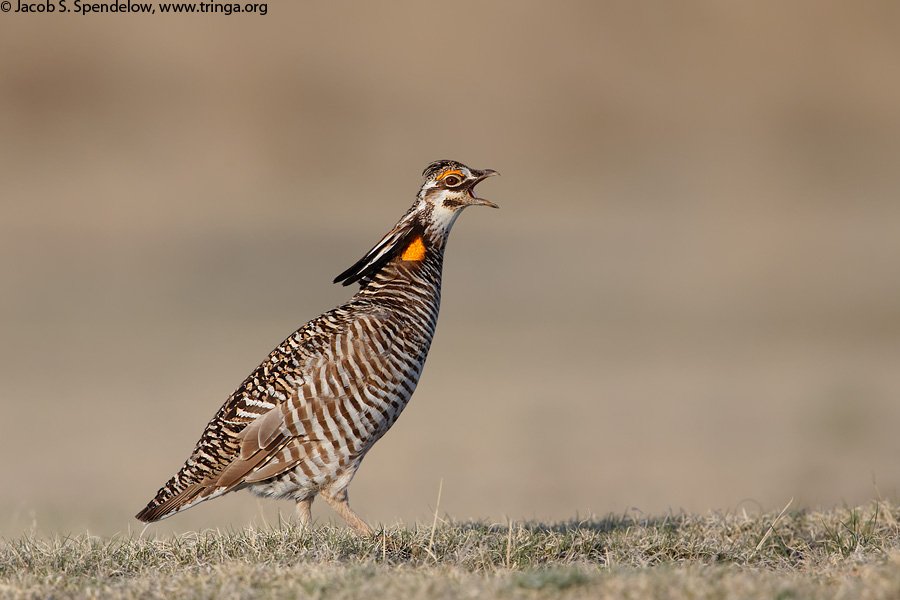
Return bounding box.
[135,160,498,533]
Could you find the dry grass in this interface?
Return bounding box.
[3,502,900,599]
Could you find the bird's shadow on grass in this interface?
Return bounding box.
[448,511,684,536]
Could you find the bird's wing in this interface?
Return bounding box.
[214,394,331,488]
[215,312,400,488]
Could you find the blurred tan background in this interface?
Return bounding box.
[2,1,900,537]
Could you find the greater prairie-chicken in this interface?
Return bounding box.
[135,160,498,533]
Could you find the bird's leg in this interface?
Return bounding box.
[321,488,373,535]
[296,496,314,529]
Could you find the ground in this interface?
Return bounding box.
[2,502,900,599]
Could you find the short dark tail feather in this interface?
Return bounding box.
[135,481,220,523]
[333,215,423,287]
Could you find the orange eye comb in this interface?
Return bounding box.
[437,169,463,181]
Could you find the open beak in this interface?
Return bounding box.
[467,169,500,208]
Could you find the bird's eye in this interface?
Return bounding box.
[443,175,462,187]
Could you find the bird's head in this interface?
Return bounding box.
[418,159,500,213]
